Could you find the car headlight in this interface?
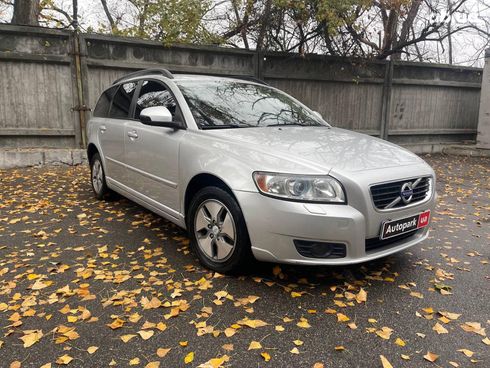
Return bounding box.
[253,172,346,203]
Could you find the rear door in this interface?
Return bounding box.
[123,79,186,214]
[99,81,137,185]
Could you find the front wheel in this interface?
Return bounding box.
[90,153,110,200]
[188,187,253,274]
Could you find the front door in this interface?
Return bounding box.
[124,80,186,214]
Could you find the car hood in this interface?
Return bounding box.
[207,126,424,173]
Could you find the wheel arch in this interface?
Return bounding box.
[184,173,240,225]
[87,143,99,165]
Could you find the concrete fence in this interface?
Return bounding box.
[0,24,483,153]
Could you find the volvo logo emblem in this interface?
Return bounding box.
[400,182,413,204]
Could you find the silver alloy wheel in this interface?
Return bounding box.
[92,159,103,194]
[194,199,236,262]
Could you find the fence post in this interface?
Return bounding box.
[380,59,394,141]
[254,50,264,80]
[71,31,89,148]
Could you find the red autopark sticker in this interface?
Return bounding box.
[417,210,430,228]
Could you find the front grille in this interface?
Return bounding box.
[365,229,420,252]
[370,177,431,210]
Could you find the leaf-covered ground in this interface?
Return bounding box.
[0,154,488,368]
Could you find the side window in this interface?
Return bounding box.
[93,86,117,117]
[109,82,137,119]
[135,80,182,122]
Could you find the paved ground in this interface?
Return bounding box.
[0,154,488,368]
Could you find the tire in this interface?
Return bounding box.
[188,187,254,274]
[90,153,110,200]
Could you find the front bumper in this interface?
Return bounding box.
[234,190,436,265]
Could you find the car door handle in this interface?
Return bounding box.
[99,125,107,134]
[127,130,138,139]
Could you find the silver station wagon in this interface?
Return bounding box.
[87,68,436,273]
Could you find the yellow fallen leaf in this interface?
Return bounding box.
[460,322,486,336]
[433,322,448,334]
[457,349,474,357]
[27,273,40,280]
[67,316,78,323]
[482,337,490,345]
[157,348,171,358]
[56,354,73,365]
[293,340,303,346]
[410,291,424,299]
[31,280,52,290]
[87,346,98,354]
[401,354,410,360]
[145,363,160,368]
[40,364,52,368]
[138,330,154,340]
[121,334,137,343]
[199,355,230,368]
[224,328,236,337]
[0,303,8,312]
[222,344,234,351]
[129,358,140,366]
[423,351,439,363]
[237,318,268,329]
[297,317,311,328]
[248,341,262,350]
[10,361,21,368]
[337,313,350,322]
[179,341,188,347]
[347,322,357,330]
[184,352,194,364]
[275,325,284,332]
[20,330,43,348]
[439,311,461,320]
[356,288,367,303]
[395,338,406,347]
[291,291,303,298]
[290,347,299,354]
[376,327,393,340]
[379,355,393,368]
[334,346,345,351]
[107,318,124,330]
[261,352,271,362]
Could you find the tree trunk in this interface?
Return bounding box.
[256,0,272,51]
[11,0,40,25]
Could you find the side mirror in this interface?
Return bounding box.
[140,106,181,129]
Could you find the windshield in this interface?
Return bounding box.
[176,80,329,129]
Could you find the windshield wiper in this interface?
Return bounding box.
[266,123,304,127]
[201,124,249,130]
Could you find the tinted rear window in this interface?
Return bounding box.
[109,82,137,119]
[93,86,117,118]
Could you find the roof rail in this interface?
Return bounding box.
[112,68,174,85]
[225,75,269,86]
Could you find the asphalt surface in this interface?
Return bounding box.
[0,154,488,368]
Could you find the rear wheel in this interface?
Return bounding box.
[90,153,109,200]
[188,187,253,273]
